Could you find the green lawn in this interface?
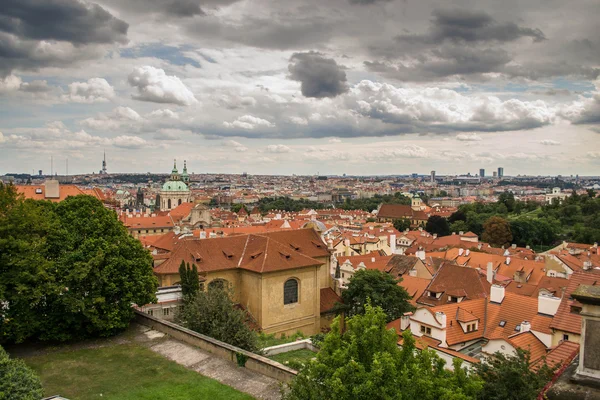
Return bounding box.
[269,349,316,366]
[257,331,305,349]
[23,343,254,400]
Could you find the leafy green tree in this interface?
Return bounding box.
[498,191,516,213]
[425,215,451,237]
[450,220,470,234]
[481,216,513,247]
[178,261,200,298]
[474,349,555,400]
[176,287,259,352]
[0,345,43,400]
[339,269,413,322]
[0,191,158,343]
[449,209,467,223]
[284,304,482,400]
[393,218,411,232]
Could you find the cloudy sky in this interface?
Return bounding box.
[1,0,599,176]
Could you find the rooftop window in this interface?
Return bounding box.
[499,320,506,327]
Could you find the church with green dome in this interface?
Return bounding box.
[159,160,191,211]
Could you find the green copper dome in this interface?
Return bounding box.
[162,181,189,192]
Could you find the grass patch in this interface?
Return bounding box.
[258,331,304,349]
[269,349,317,368]
[23,343,254,400]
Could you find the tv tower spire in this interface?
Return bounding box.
[101,150,107,174]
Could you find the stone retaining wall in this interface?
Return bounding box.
[134,309,298,383]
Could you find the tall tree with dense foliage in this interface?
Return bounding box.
[0,187,158,343]
[426,215,451,237]
[284,304,483,400]
[393,218,411,232]
[178,261,200,298]
[0,345,43,400]
[474,349,556,400]
[481,216,513,247]
[339,269,413,322]
[176,287,259,352]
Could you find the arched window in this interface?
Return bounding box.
[284,279,299,305]
[208,279,228,291]
[167,199,172,209]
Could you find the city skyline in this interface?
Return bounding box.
[1,0,599,176]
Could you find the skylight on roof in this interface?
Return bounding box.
[515,325,521,332]
[499,320,506,327]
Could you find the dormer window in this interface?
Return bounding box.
[570,305,582,314]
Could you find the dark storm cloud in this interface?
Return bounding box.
[397,8,545,45]
[288,52,349,98]
[0,0,127,76]
[0,32,103,76]
[365,45,511,81]
[100,0,241,18]
[0,0,128,44]
[185,16,333,50]
[348,0,393,5]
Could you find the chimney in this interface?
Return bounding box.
[526,245,530,250]
[419,227,423,232]
[583,261,592,270]
[459,231,464,236]
[433,233,438,239]
[435,312,447,328]
[478,243,483,250]
[390,234,396,254]
[452,232,456,235]
[400,312,412,330]
[520,321,531,333]
[538,293,561,316]
[511,244,517,249]
[458,248,464,256]
[490,284,505,303]
[44,179,60,199]
[416,247,426,261]
[199,231,206,239]
[486,262,494,284]
[173,226,181,235]
[371,257,376,263]
[594,242,598,249]
[505,256,511,265]
[465,249,470,256]
[327,239,333,250]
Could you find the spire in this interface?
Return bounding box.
[181,160,190,183]
[183,160,188,173]
[170,159,180,181]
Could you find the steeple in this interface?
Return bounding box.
[170,159,180,181]
[182,160,190,183]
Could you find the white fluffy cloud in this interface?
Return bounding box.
[223,115,275,130]
[328,138,341,143]
[81,106,141,130]
[456,133,482,141]
[113,135,148,149]
[65,78,115,103]
[540,139,560,145]
[223,139,248,152]
[128,66,197,106]
[265,144,292,153]
[0,75,22,92]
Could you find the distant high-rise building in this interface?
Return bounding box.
[430,170,436,183]
[498,167,504,178]
[479,168,485,177]
[38,170,43,176]
[493,171,498,177]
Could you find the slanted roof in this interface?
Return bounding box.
[508,331,548,363]
[154,231,324,276]
[320,288,342,314]
[550,269,600,334]
[417,263,490,306]
[385,255,421,276]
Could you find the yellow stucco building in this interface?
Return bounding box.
[153,229,336,336]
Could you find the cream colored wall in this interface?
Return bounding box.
[261,266,321,336]
[552,330,581,346]
[237,270,263,326]
[482,339,516,357]
[315,256,331,289]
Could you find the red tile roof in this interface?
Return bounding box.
[320,288,342,314]
[550,269,600,334]
[508,331,547,363]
